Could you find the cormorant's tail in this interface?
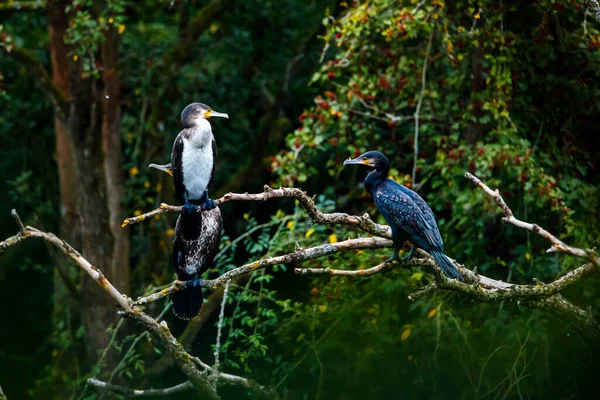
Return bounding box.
[430,250,463,280]
[172,285,203,320]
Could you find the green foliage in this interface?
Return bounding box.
[64,0,127,77]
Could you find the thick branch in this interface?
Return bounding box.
[119,312,218,399]
[123,186,391,239]
[87,378,193,397]
[192,358,274,397]
[465,172,600,266]
[0,213,271,398]
[0,221,131,311]
[1,44,69,119]
[134,237,393,305]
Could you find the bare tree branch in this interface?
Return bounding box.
[88,378,193,397]
[191,357,272,395]
[123,185,391,240]
[0,212,272,399]
[133,237,393,306]
[214,279,230,372]
[120,173,599,343]
[296,257,433,276]
[0,218,131,311]
[465,172,600,266]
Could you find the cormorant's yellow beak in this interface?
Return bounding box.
[148,163,173,176]
[204,110,229,119]
[343,157,374,167]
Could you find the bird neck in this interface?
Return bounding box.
[364,167,388,194]
[183,121,213,148]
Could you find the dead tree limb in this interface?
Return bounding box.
[133,237,392,306]
[0,211,272,399]
[87,379,193,397]
[122,185,391,240]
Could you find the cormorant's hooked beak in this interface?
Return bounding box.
[343,157,375,167]
[204,110,229,119]
[148,163,173,176]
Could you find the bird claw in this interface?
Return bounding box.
[182,200,199,215]
[200,198,217,211]
[186,276,204,288]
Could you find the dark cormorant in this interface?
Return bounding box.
[343,151,462,280]
[171,103,228,214]
[148,160,224,320]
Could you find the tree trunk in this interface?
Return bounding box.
[61,24,129,364]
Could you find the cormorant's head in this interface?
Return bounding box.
[343,151,389,171]
[181,102,228,128]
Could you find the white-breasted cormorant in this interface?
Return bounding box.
[172,102,228,214]
[344,151,462,280]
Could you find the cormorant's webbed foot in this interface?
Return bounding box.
[186,275,204,288]
[199,190,217,211]
[384,248,400,264]
[182,192,199,215]
[398,245,416,263]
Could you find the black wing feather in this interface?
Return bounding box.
[374,183,443,250]
[171,134,186,203]
[389,179,444,247]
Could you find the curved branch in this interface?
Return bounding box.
[119,311,218,399]
[123,185,391,239]
[295,257,434,276]
[1,214,131,311]
[87,378,193,397]
[465,172,600,266]
[133,237,393,305]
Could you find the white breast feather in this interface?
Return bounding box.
[181,138,213,200]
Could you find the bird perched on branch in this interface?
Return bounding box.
[148,160,223,320]
[343,151,462,280]
[171,102,228,214]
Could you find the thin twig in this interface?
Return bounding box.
[10,209,25,234]
[214,279,230,372]
[465,172,600,266]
